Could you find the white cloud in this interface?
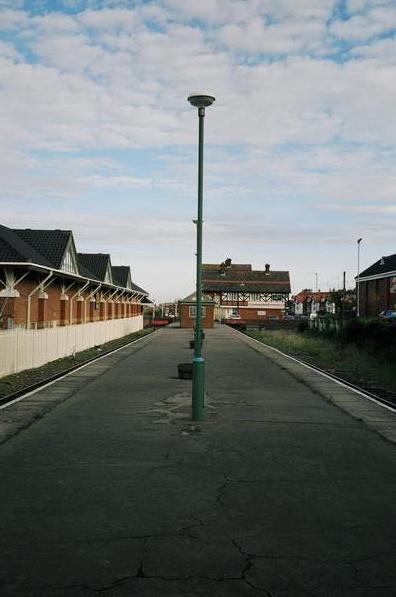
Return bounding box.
[1,2,395,299]
[0,40,22,61]
[162,0,335,25]
[350,36,396,62]
[346,0,391,14]
[331,6,396,40]
[0,9,27,30]
[78,7,138,30]
[30,12,81,33]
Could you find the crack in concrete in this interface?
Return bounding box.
[216,473,232,507]
[232,539,273,596]
[66,557,275,595]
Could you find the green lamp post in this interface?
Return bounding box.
[187,93,215,422]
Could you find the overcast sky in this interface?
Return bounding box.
[0,0,395,301]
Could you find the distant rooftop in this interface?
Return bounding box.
[202,259,290,294]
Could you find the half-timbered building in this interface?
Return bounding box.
[202,259,291,321]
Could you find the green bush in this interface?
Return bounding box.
[297,320,309,333]
[343,318,396,357]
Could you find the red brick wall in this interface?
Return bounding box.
[180,304,214,328]
[362,276,394,316]
[239,307,284,320]
[1,274,145,328]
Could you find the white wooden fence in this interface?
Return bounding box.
[0,316,143,378]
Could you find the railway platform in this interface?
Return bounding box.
[0,324,395,596]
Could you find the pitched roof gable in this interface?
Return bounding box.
[0,225,52,266]
[359,254,396,278]
[112,266,132,289]
[78,253,112,283]
[14,228,72,269]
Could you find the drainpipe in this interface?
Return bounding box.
[84,284,102,322]
[59,281,75,325]
[100,288,112,320]
[114,289,126,319]
[105,288,121,320]
[69,281,90,325]
[27,271,53,329]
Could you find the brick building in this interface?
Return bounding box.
[179,292,215,329]
[0,225,149,330]
[202,259,291,322]
[357,254,396,317]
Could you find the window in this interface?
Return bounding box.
[189,306,206,318]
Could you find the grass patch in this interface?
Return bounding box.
[244,328,396,397]
[0,327,155,400]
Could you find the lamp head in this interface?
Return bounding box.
[357,238,363,244]
[188,94,215,109]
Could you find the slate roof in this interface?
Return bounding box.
[202,263,291,294]
[359,254,396,278]
[112,266,131,288]
[0,224,149,296]
[0,225,52,266]
[77,253,111,282]
[203,264,252,273]
[14,228,71,269]
[130,281,148,295]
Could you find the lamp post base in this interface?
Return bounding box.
[192,357,205,421]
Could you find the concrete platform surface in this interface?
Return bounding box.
[0,325,395,596]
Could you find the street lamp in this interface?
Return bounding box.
[356,238,363,318]
[188,93,215,422]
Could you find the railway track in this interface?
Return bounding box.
[0,329,155,410]
[240,330,396,413]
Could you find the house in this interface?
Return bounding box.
[0,224,149,330]
[357,254,396,316]
[293,290,334,317]
[179,292,215,329]
[202,259,290,321]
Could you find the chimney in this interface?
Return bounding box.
[265,263,270,274]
